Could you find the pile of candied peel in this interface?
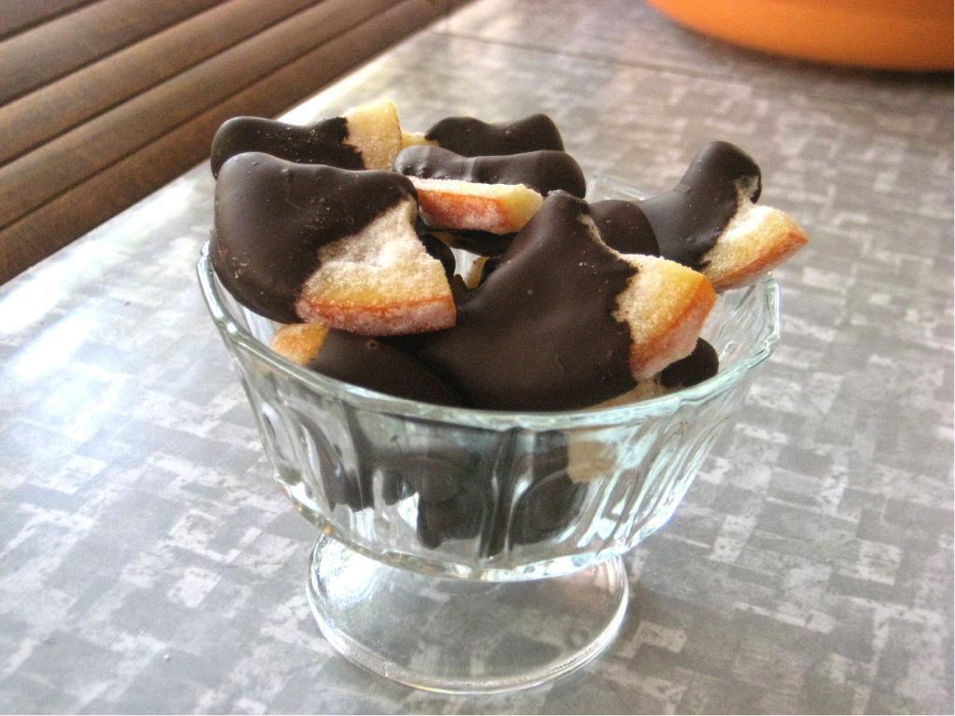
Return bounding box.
[211,99,808,411]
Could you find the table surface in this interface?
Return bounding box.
[2,1,952,713]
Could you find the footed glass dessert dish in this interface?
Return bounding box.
[198,222,779,694]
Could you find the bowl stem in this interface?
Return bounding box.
[307,534,629,693]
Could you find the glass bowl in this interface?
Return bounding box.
[197,207,779,693]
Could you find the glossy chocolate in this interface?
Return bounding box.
[474,256,501,286]
[506,432,582,548]
[212,153,416,323]
[416,231,456,282]
[638,141,761,269]
[394,146,586,197]
[308,330,464,407]
[428,229,514,256]
[659,338,719,389]
[590,200,660,256]
[416,191,638,411]
[414,431,582,553]
[417,480,486,548]
[424,113,564,156]
[292,410,371,511]
[210,116,364,177]
[302,408,583,551]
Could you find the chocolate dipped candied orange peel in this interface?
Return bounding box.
[213,153,454,335]
[211,105,805,553]
[400,112,565,155]
[592,142,808,292]
[395,113,571,237]
[212,103,809,412]
[393,146,586,236]
[414,191,715,410]
[405,178,544,236]
[211,98,402,176]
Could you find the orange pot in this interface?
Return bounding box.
[647,0,953,71]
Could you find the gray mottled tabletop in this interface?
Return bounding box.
[1,1,952,713]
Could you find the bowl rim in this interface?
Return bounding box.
[197,243,780,430]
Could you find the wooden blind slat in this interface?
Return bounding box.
[0,0,227,105]
[0,0,94,40]
[0,0,321,166]
[0,0,438,284]
[0,0,404,230]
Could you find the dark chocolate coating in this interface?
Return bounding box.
[417,231,456,283]
[518,474,582,534]
[289,408,385,512]
[414,219,515,257]
[312,385,478,514]
[308,330,464,407]
[506,432,583,549]
[659,338,719,389]
[475,256,501,286]
[590,200,660,256]
[212,153,416,323]
[210,116,364,177]
[416,191,638,411]
[429,229,515,256]
[413,431,582,554]
[394,146,586,198]
[424,113,564,156]
[417,479,486,548]
[638,141,761,270]
[299,351,582,549]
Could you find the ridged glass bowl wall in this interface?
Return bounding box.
[198,210,779,693]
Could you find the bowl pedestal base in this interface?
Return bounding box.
[306,534,629,694]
